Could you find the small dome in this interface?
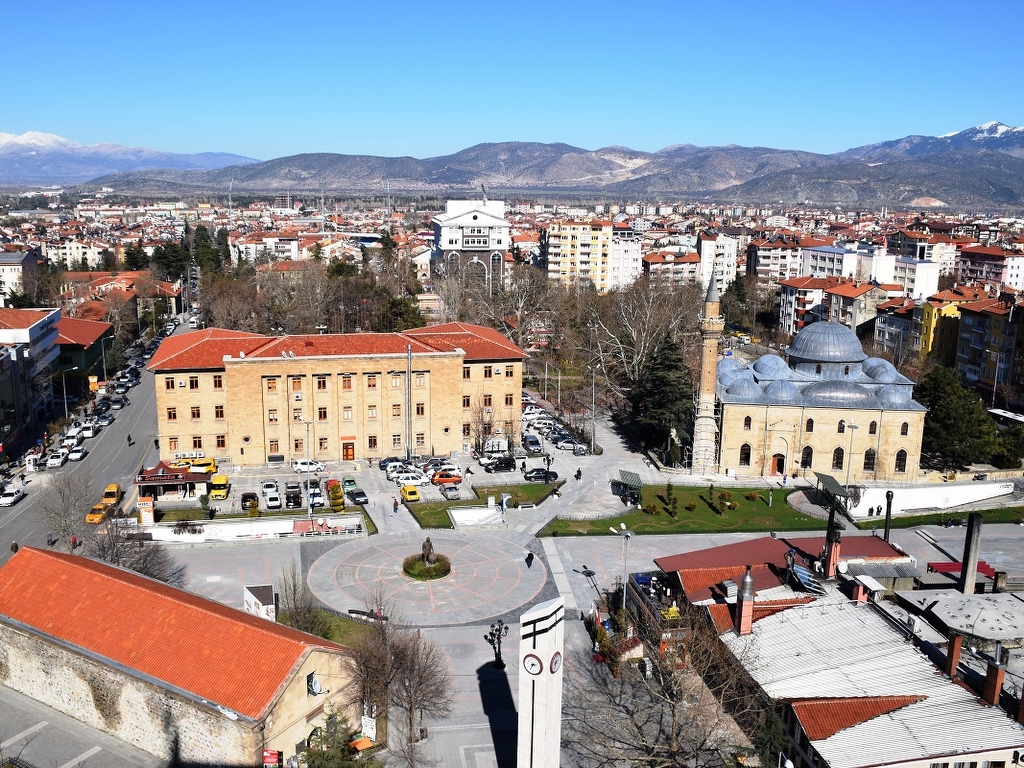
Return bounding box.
[877,384,911,405]
[803,380,870,402]
[752,354,791,378]
[725,379,763,399]
[787,322,867,363]
[863,357,901,383]
[764,379,800,401]
[718,357,744,374]
[719,368,754,386]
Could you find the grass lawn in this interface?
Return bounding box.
[539,485,827,536]
[322,612,374,645]
[855,506,1024,530]
[407,482,563,529]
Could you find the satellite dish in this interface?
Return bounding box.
[310,678,323,695]
[282,351,287,358]
[288,350,295,358]
[239,351,245,358]
[837,562,848,574]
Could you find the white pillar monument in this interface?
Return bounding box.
[516,597,565,768]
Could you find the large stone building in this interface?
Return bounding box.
[0,548,354,767]
[431,199,511,291]
[148,323,527,466]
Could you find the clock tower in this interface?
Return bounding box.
[517,597,565,768]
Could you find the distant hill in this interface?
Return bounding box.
[0,131,257,185]
[6,123,1024,208]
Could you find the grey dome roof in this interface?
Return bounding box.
[752,354,790,378]
[725,379,763,399]
[863,357,901,383]
[803,379,871,402]
[719,368,754,385]
[764,379,801,401]
[877,384,911,405]
[787,322,867,363]
[718,357,744,374]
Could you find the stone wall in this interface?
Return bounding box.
[0,621,260,766]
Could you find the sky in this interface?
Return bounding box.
[6,0,1024,161]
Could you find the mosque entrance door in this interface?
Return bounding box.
[771,453,786,475]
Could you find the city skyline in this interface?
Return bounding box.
[7,0,1024,161]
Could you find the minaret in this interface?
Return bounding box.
[691,277,723,473]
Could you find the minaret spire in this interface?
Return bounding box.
[691,275,724,473]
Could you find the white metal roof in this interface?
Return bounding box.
[721,596,1024,768]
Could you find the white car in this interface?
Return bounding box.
[292,459,325,474]
[265,492,282,510]
[0,487,25,506]
[394,472,430,487]
[261,481,278,497]
[308,488,325,508]
[68,445,89,461]
[47,449,69,468]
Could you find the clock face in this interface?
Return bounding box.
[523,653,543,675]
[550,651,562,674]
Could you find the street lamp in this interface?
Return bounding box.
[484,619,510,669]
[589,364,601,453]
[300,416,312,519]
[609,523,634,613]
[844,423,859,492]
[60,366,79,420]
[778,752,794,768]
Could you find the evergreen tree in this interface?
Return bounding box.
[124,242,149,270]
[915,366,999,470]
[300,706,372,768]
[630,333,693,454]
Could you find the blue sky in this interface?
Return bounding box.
[6,0,1024,160]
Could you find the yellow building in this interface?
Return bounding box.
[148,323,526,466]
[917,285,985,365]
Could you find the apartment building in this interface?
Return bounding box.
[607,223,643,290]
[823,279,904,333]
[801,244,859,279]
[642,250,700,289]
[695,230,738,292]
[0,249,39,306]
[886,229,960,274]
[915,285,986,366]
[746,234,832,289]
[542,219,641,292]
[777,276,832,336]
[873,298,917,361]
[954,292,1023,396]
[148,323,526,467]
[956,245,1024,289]
[431,199,511,291]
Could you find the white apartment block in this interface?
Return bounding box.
[607,224,642,290]
[696,231,738,292]
[801,244,859,279]
[543,219,641,292]
[233,234,300,263]
[45,239,109,269]
[0,251,37,306]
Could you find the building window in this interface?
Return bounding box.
[342,375,352,390]
[319,437,328,451]
[168,437,178,451]
[505,367,514,378]
[189,376,199,390]
[895,449,908,473]
[368,435,378,450]
[167,407,177,421]
[216,434,226,449]
[415,374,425,388]
[463,396,471,408]
[392,375,402,388]
[294,438,303,453]
[316,407,326,421]
[268,409,278,423]
[869,421,877,435]
[463,366,471,380]
[484,366,493,379]
[192,436,203,450]
[269,439,279,453]
[367,375,377,389]
[815,364,822,374]
[838,420,846,434]
[215,405,224,419]
[343,406,352,421]
[483,423,492,436]
[416,402,425,416]
[416,432,425,447]
[863,449,876,472]
[266,378,278,393]
[293,408,303,422]
[392,434,402,448]
[483,394,492,407]
[392,404,401,417]
[832,447,844,470]
[368,405,377,419]
[505,393,514,406]
[191,406,201,420]
[462,423,471,437]
[213,374,223,390]
[801,446,813,469]
[900,421,909,436]
[291,377,302,392]
[165,377,175,391]
[316,375,327,391]
[743,416,752,430]
[805,418,814,433]
[739,444,751,467]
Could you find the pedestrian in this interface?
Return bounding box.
[46,533,55,547]
[575,468,582,481]
[521,461,527,473]
[465,466,473,475]
[392,497,399,516]
[70,535,78,549]
[127,434,132,447]
[19,473,26,486]
[525,552,535,568]
[9,541,18,553]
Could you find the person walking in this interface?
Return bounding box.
[575,468,582,481]
[126,434,133,447]
[392,497,399,516]
[10,541,18,553]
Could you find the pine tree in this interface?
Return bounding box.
[915,366,999,470]
[630,333,693,452]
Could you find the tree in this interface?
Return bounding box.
[631,333,694,464]
[124,242,149,270]
[301,705,375,768]
[915,366,999,470]
[88,524,187,588]
[276,560,329,637]
[35,466,93,549]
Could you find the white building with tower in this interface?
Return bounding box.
[431,199,511,290]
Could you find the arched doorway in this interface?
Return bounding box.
[771,453,786,474]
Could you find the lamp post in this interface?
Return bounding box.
[844,423,859,492]
[100,336,114,386]
[778,752,794,768]
[300,416,312,519]
[609,523,634,613]
[589,364,601,453]
[60,366,79,420]
[484,619,510,669]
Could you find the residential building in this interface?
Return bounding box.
[0,547,355,767]
[642,250,701,289]
[777,276,833,336]
[746,234,832,289]
[0,248,39,306]
[823,279,903,333]
[915,284,986,365]
[55,317,115,395]
[954,291,1023,396]
[431,199,511,291]
[886,228,960,273]
[801,244,859,279]
[0,307,61,428]
[872,298,917,362]
[957,245,1024,289]
[607,222,643,290]
[148,322,526,466]
[695,230,738,292]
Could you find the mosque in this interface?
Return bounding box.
[691,283,927,482]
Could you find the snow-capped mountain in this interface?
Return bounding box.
[838,121,1024,162]
[0,131,258,185]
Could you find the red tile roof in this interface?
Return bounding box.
[0,548,345,719]
[790,696,925,740]
[148,328,269,372]
[56,317,112,346]
[405,322,527,361]
[0,308,55,329]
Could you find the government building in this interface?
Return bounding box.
[148,322,527,467]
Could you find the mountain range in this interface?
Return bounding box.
[4,123,1024,209]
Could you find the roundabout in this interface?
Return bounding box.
[305,531,550,627]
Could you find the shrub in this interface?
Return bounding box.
[745,491,761,501]
[685,501,698,512]
[402,553,451,581]
[644,503,660,516]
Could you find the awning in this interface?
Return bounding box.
[813,472,848,499]
[619,470,643,492]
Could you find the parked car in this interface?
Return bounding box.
[308,488,325,508]
[109,396,129,410]
[292,459,325,474]
[431,470,462,486]
[523,435,543,453]
[285,481,301,494]
[348,488,369,505]
[439,485,461,501]
[400,485,420,503]
[265,492,282,510]
[0,488,25,506]
[285,491,303,509]
[554,438,579,451]
[394,472,430,487]
[378,457,406,471]
[485,457,517,473]
[524,468,558,482]
[342,475,358,492]
[241,492,259,514]
[47,449,69,468]
[96,413,115,427]
[68,445,88,462]
[261,481,279,497]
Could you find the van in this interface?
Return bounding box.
[62,428,84,449]
[190,458,217,473]
[523,435,542,453]
[209,474,230,500]
[400,485,420,503]
[188,316,199,329]
[102,484,122,505]
[82,423,99,438]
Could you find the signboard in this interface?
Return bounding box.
[262,749,281,766]
[361,715,377,742]
[88,375,99,392]
[137,496,154,526]
[136,472,185,483]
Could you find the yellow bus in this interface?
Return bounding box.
[209,474,230,500]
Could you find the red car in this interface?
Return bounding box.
[431,470,462,486]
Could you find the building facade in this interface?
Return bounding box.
[431,199,511,291]
[148,323,526,467]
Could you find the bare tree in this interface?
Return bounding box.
[88,523,187,588]
[35,467,93,549]
[390,629,453,752]
[276,560,328,637]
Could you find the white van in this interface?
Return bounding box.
[188,316,199,329]
[82,423,100,438]
[62,428,84,449]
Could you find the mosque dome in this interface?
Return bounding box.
[803,379,871,402]
[764,379,800,401]
[752,354,791,378]
[787,322,867,364]
[725,379,763,399]
[719,368,754,386]
[718,357,744,374]
[877,384,912,406]
[863,357,901,383]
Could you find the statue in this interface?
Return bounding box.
[421,536,438,565]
